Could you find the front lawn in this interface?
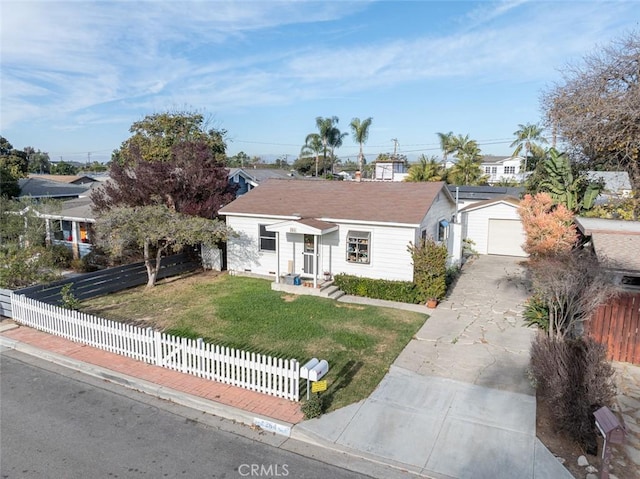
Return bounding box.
[80,271,428,411]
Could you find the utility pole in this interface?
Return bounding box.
[391,138,399,158]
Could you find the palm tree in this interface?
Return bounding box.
[350,117,373,173]
[436,131,456,167]
[315,116,339,175]
[447,136,486,185]
[301,134,323,177]
[405,155,444,182]
[510,123,548,172]
[328,125,348,175]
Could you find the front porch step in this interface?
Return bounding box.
[323,285,345,300]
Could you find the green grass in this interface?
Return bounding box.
[80,272,428,411]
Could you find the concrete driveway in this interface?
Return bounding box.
[294,255,573,479]
[395,254,534,395]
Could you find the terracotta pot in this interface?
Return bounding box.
[426,299,438,309]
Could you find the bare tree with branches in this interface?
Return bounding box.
[542,31,640,189]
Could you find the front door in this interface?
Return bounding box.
[303,234,315,274]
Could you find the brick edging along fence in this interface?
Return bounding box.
[10,294,300,401]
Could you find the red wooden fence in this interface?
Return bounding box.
[587,292,640,364]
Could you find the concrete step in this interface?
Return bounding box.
[327,289,345,300]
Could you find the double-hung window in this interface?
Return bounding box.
[259,224,276,251]
[346,231,370,264]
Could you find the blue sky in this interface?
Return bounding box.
[1,1,638,165]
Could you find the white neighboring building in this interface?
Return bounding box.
[480,156,524,184]
[374,159,409,181]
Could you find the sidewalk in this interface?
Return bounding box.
[0,323,303,428]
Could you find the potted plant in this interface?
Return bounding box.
[323,271,332,281]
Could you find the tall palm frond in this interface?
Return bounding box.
[351,117,373,173]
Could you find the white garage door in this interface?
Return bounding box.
[487,219,527,257]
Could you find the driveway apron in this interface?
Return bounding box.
[294,255,573,479]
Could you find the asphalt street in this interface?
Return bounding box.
[0,349,371,479]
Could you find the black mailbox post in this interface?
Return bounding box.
[593,406,626,479]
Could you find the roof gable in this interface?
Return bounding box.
[459,196,521,213]
[219,179,453,225]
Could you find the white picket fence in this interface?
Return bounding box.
[10,294,300,401]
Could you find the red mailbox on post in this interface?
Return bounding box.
[593,406,626,479]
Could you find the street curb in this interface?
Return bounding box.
[290,426,435,478]
[0,335,294,436]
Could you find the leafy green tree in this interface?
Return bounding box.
[534,148,602,212]
[405,155,444,182]
[350,117,373,173]
[94,205,233,287]
[50,161,79,175]
[79,161,108,174]
[24,147,51,174]
[510,123,548,172]
[113,111,226,166]
[0,136,28,197]
[226,151,250,168]
[292,156,316,176]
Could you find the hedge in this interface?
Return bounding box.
[333,273,422,304]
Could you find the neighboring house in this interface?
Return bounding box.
[373,159,408,181]
[575,217,640,290]
[18,176,92,201]
[39,197,96,259]
[218,179,457,285]
[459,196,528,257]
[586,171,633,202]
[228,168,259,196]
[480,156,524,184]
[28,174,100,186]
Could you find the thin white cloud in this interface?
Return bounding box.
[0,0,637,134]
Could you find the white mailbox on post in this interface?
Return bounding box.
[300,358,319,379]
[300,358,329,399]
[308,360,329,382]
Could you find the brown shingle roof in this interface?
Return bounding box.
[592,233,640,272]
[219,179,451,225]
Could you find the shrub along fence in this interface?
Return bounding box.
[10,293,300,401]
[586,292,640,364]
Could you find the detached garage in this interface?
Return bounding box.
[460,197,527,257]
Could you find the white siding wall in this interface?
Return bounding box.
[334,223,415,281]
[417,191,456,243]
[226,216,418,281]
[226,216,281,277]
[462,203,521,255]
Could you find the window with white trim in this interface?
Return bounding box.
[258,224,276,251]
[346,231,370,264]
[437,220,449,242]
